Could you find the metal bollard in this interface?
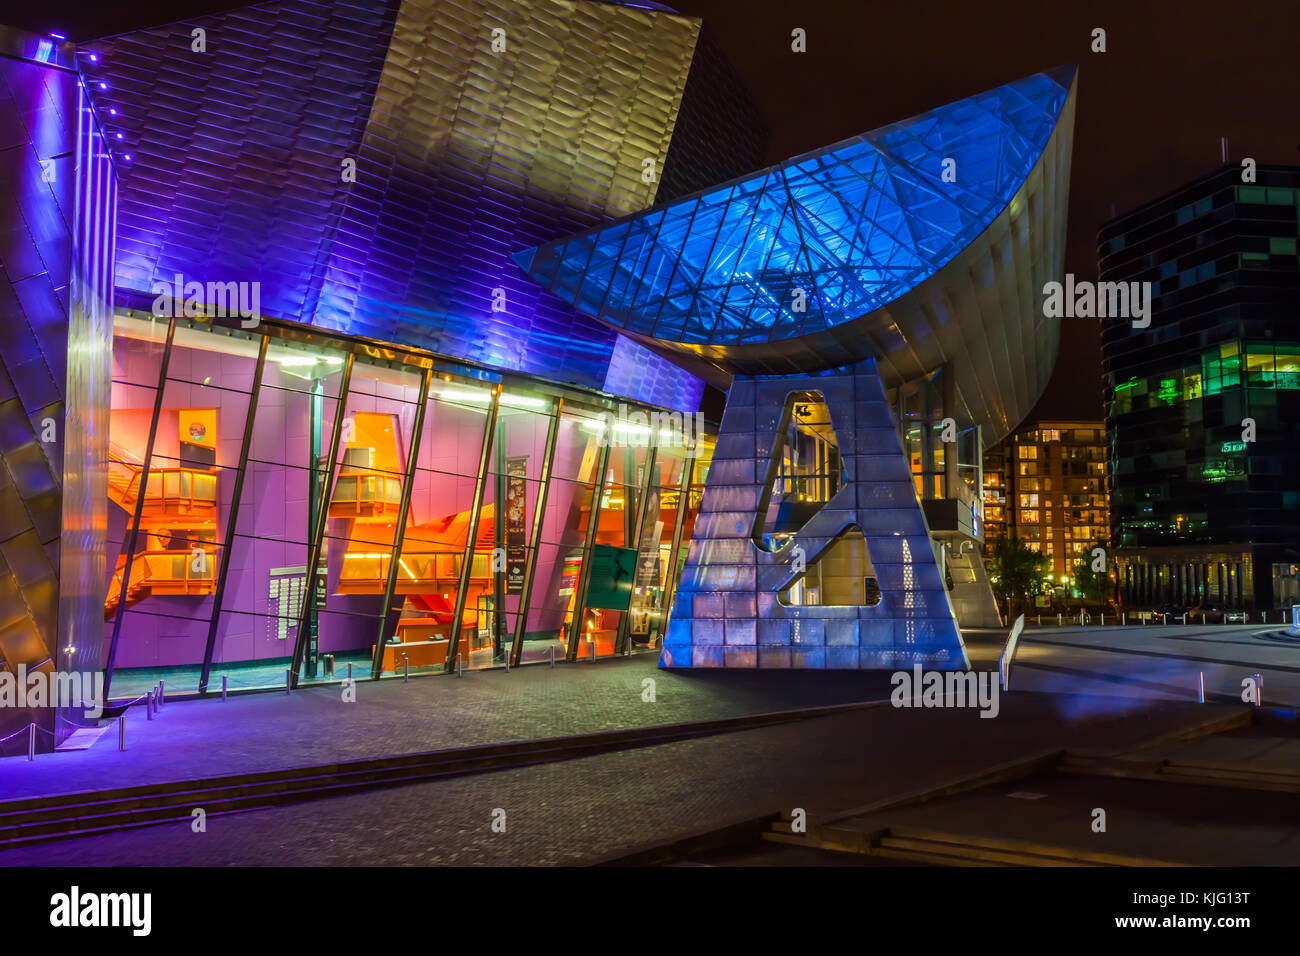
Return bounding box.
[158,680,164,706]
[1057,613,1062,626]
[27,723,35,761]
[285,668,291,694]
[457,655,464,677]
[118,715,126,751]
[1037,614,1041,626]
[348,662,353,681]
[402,653,409,682]
[504,652,510,673]
[1183,614,1188,625]
[1198,672,1205,703]
[1100,613,1105,626]
[550,644,556,668]
[1252,673,1262,707]
[324,653,334,679]
[146,690,153,720]
[222,675,227,702]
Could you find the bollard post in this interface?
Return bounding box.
[285,668,291,694]
[504,652,510,673]
[1037,614,1041,626]
[146,690,153,720]
[222,675,227,702]
[158,679,164,707]
[550,644,555,668]
[458,655,464,677]
[27,723,35,761]
[348,662,353,681]
[1101,613,1105,626]
[1057,613,1061,626]
[402,653,409,682]
[1198,672,1205,703]
[118,715,126,751]
[1183,613,1188,625]
[1252,673,1262,707]
[1122,612,1126,626]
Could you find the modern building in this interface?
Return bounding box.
[518,65,1079,659]
[982,421,1110,585]
[0,0,1076,751]
[1099,164,1300,612]
[0,1,764,752]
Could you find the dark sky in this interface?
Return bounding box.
[20,0,1300,421]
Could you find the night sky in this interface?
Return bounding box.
[20,0,1300,421]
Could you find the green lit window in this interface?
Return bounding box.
[1237,186,1267,204]
[1266,188,1295,205]
[1244,347,1300,389]
[1269,237,1297,255]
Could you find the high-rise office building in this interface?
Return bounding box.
[982,421,1110,585]
[1099,164,1300,611]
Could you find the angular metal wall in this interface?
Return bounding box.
[80,0,756,409]
[57,80,117,740]
[0,31,116,751]
[79,0,402,327]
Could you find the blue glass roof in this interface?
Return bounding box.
[513,67,1075,346]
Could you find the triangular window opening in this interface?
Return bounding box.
[777,525,882,607]
[753,391,846,553]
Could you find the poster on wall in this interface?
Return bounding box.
[505,456,527,594]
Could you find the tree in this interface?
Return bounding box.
[1071,542,1113,605]
[984,535,1051,620]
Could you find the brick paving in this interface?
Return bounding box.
[0,694,1224,866]
[0,656,900,800]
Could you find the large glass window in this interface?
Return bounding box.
[210,340,346,691]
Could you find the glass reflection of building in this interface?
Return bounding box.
[105,309,715,697]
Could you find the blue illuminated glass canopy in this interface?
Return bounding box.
[513,67,1075,346]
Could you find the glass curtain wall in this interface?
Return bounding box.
[103,315,709,697]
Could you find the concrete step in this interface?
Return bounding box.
[0,698,882,849]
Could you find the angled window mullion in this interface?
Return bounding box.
[104,314,177,699]
[614,437,657,656]
[198,333,269,694]
[289,352,355,688]
[777,167,826,332]
[509,396,562,667]
[594,224,636,317]
[445,390,500,672]
[653,448,697,647]
[565,437,613,661]
[370,366,433,679]
[646,198,702,334]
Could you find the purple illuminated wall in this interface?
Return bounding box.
[75,0,771,413]
[0,29,116,751]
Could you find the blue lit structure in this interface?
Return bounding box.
[517,68,1079,668]
[516,67,1077,445]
